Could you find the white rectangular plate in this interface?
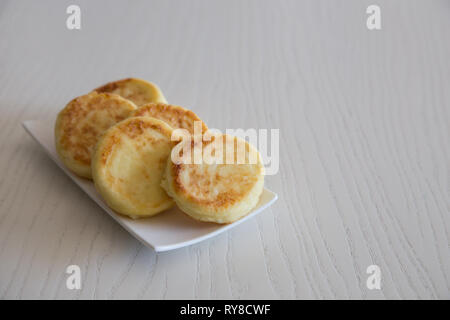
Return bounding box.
[23,119,278,252]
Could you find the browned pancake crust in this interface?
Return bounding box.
[167,135,263,211]
[92,116,175,218]
[55,92,137,178]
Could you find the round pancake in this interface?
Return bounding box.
[132,103,208,137]
[92,116,175,219]
[55,92,137,179]
[93,78,167,106]
[161,134,264,224]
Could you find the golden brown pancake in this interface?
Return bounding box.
[161,134,264,224]
[92,116,175,218]
[54,92,137,179]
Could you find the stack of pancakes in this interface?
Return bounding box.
[55,78,264,224]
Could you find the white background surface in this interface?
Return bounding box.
[0,0,448,299]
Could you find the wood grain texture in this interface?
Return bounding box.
[0,0,449,299]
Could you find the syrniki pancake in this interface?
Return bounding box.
[132,103,208,137]
[55,92,137,179]
[92,116,175,219]
[93,78,167,106]
[161,134,265,224]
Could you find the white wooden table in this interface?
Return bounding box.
[0,0,448,299]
